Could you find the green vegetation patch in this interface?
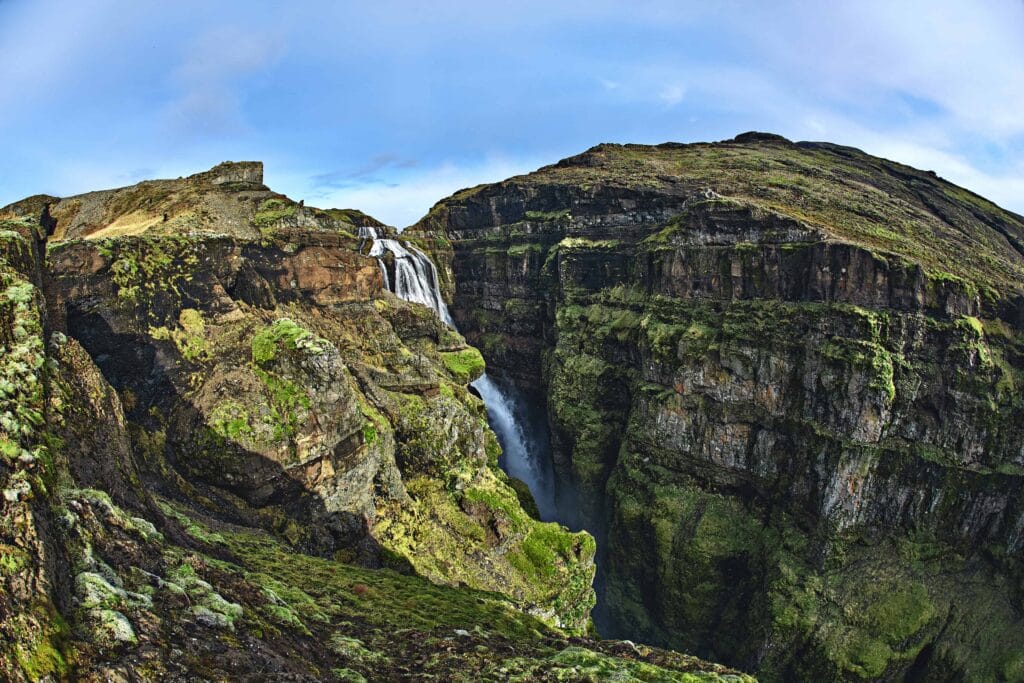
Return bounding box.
[507,242,543,257]
[208,400,255,441]
[525,209,571,223]
[0,260,49,468]
[95,235,202,319]
[253,368,311,444]
[440,347,486,383]
[251,318,326,365]
[149,308,209,362]
[558,236,620,250]
[253,198,297,227]
[820,337,897,403]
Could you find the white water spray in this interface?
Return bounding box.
[360,227,454,326]
[471,374,555,519]
[360,226,554,518]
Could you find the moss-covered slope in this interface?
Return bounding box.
[417,131,1024,297]
[0,167,749,680]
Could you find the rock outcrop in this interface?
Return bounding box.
[411,134,1024,681]
[0,167,749,680]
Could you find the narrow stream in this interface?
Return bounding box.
[359,227,557,519]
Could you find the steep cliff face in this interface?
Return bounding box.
[411,134,1024,681]
[0,165,751,681]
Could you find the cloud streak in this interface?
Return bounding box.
[289,157,540,229]
[310,155,420,191]
[1,0,1022,225]
[162,25,287,140]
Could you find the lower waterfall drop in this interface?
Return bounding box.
[360,226,555,519]
[470,374,556,520]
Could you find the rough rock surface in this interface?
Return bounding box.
[0,167,748,681]
[411,133,1024,681]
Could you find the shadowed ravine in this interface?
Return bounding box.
[359,227,561,523]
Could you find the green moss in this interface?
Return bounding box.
[95,236,202,318]
[374,463,595,634]
[512,523,585,581]
[361,422,378,445]
[863,582,934,645]
[14,623,69,681]
[525,209,571,222]
[504,645,719,682]
[90,609,138,645]
[354,389,387,449]
[160,502,228,545]
[209,400,255,441]
[507,242,543,257]
[254,368,311,444]
[504,478,541,519]
[168,501,551,639]
[330,634,387,665]
[253,198,297,227]
[821,337,897,402]
[0,264,48,468]
[440,347,486,383]
[558,236,620,249]
[150,307,209,362]
[959,315,984,337]
[837,632,892,679]
[547,350,625,494]
[0,544,30,575]
[251,318,325,365]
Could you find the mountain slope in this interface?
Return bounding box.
[0,165,749,681]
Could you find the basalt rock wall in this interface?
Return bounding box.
[412,134,1024,681]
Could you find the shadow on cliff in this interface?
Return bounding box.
[66,306,407,571]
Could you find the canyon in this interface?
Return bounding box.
[409,133,1024,681]
[1,133,1022,681]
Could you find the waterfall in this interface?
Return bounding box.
[361,226,554,519]
[472,374,556,519]
[360,226,453,326]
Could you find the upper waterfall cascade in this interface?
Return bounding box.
[359,226,454,326]
[359,226,555,519]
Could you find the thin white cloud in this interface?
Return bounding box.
[737,0,1024,138]
[282,158,542,228]
[0,0,120,119]
[162,25,286,139]
[658,83,686,107]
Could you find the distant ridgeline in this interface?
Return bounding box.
[1,131,1023,682]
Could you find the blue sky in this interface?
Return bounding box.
[2,0,1023,227]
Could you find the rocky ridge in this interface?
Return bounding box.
[409,133,1024,681]
[0,163,748,681]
